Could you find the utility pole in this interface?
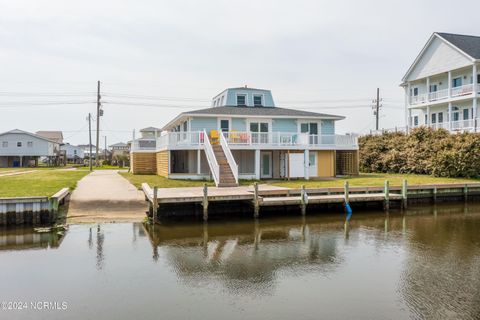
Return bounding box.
[95,80,102,166]
[88,113,93,172]
[372,88,382,131]
[104,136,107,163]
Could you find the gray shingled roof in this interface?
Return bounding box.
[183,106,344,119]
[437,32,480,59]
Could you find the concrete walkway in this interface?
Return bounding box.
[67,170,147,223]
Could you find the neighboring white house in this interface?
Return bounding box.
[130,87,359,186]
[401,32,480,132]
[60,143,85,164]
[0,129,61,167]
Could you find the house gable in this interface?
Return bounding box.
[403,34,473,82]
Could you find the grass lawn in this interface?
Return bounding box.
[120,172,215,189]
[121,172,480,190]
[0,169,90,197]
[267,173,479,188]
[77,165,129,171]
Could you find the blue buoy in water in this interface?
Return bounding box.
[345,203,352,221]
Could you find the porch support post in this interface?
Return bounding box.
[426,105,430,126]
[304,149,309,180]
[405,85,410,131]
[197,149,201,175]
[473,64,478,132]
[448,71,452,98]
[254,149,261,180]
[426,77,430,102]
[448,102,453,131]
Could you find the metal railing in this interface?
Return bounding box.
[203,130,220,186]
[219,132,239,184]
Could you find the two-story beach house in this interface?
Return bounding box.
[130,87,358,187]
[0,129,62,167]
[402,32,480,132]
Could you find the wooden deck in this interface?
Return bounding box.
[141,182,480,221]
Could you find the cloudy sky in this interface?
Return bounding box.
[1,0,479,145]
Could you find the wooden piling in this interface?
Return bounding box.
[384,180,390,211]
[433,186,437,203]
[463,184,468,202]
[202,183,209,221]
[300,185,307,215]
[401,179,408,209]
[0,212,6,226]
[153,186,158,224]
[344,181,350,205]
[253,182,260,218]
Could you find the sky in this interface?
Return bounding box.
[1,0,479,146]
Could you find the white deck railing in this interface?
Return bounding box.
[428,89,449,101]
[134,131,358,151]
[451,84,474,97]
[219,132,239,184]
[410,94,427,105]
[203,130,220,186]
[222,131,357,148]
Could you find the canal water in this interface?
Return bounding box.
[1,203,480,320]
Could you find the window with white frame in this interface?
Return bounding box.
[2,141,7,148]
[431,113,436,124]
[236,95,247,106]
[17,142,22,147]
[27,141,33,147]
[413,116,419,126]
[463,108,469,120]
[438,112,443,123]
[452,77,462,88]
[253,95,263,107]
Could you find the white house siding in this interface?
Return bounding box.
[61,144,84,159]
[407,37,472,82]
[0,133,56,157]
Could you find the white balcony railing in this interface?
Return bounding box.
[451,119,475,130]
[221,131,357,148]
[451,84,474,97]
[428,88,449,101]
[410,94,427,105]
[134,131,358,151]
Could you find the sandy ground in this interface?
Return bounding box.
[67,170,148,224]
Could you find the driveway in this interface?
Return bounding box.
[67,170,148,223]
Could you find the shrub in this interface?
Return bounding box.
[359,127,480,178]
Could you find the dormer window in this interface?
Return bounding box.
[253,95,263,107]
[236,95,247,106]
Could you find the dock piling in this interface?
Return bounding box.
[153,186,158,224]
[300,185,307,215]
[344,181,350,206]
[464,184,468,202]
[202,183,209,221]
[384,180,390,211]
[253,182,260,218]
[433,186,437,203]
[401,179,408,209]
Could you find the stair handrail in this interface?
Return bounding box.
[219,132,239,184]
[203,130,220,186]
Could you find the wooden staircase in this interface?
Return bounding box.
[212,144,238,187]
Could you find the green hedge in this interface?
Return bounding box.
[359,127,480,178]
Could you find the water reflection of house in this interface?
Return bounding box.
[0,228,65,251]
[143,219,342,292]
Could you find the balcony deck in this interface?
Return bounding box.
[131,131,358,151]
[409,84,480,107]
